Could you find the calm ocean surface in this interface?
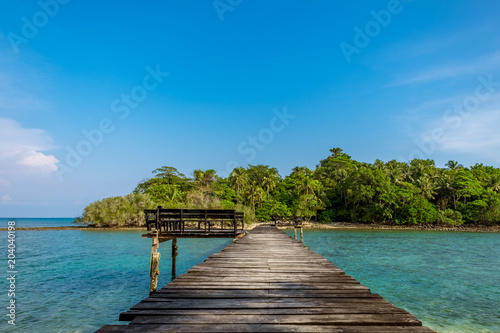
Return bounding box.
[0,218,499,333]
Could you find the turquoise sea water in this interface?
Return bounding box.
[285,229,500,333]
[0,219,498,332]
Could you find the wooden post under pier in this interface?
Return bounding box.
[148,233,160,295]
[171,238,178,276]
[149,236,177,294]
[294,225,303,243]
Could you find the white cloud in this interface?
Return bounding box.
[386,24,490,59]
[1,194,12,202]
[438,109,500,155]
[390,51,500,87]
[420,108,500,163]
[0,118,59,176]
[20,151,59,172]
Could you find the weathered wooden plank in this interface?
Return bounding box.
[120,306,409,319]
[179,276,350,281]
[132,298,395,308]
[130,313,422,325]
[176,270,347,274]
[147,293,379,300]
[164,282,366,288]
[166,278,359,282]
[189,267,342,272]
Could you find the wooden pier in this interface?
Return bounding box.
[97,226,435,332]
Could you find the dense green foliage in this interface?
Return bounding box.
[77,148,500,227]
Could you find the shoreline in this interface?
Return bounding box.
[3,222,498,232]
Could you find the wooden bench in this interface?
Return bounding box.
[145,207,244,236]
[271,214,303,227]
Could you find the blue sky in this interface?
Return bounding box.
[1,0,500,217]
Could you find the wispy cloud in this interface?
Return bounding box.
[417,100,500,163]
[0,50,52,115]
[388,24,490,58]
[434,108,500,159]
[389,51,500,87]
[401,97,456,117]
[0,118,59,177]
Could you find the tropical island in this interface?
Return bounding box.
[75,148,500,229]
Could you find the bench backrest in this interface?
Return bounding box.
[145,207,244,232]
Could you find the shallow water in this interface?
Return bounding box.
[0,220,232,333]
[285,229,500,333]
[0,219,498,332]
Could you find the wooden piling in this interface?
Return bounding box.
[149,234,160,295]
[172,238,178,276]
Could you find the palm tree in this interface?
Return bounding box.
[487,174,500,192]
[192,170,206,189]
[445,160,464,170]
[255,187,266,208]
[291,166,313,177]
[373,159,386,171]
[229,167,247,202]
[333,168,349,204]
[244,181,262,214]
[203,169,217,186]
[193,169,217,188]
[262,175,276,198]
[416,176,436,200]
[435,172,454,209]
[329,147,349,158]
[298,175,321,196]
[164,185,180,202]
[399,163,413,183]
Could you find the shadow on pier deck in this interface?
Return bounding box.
[96,226,435,332]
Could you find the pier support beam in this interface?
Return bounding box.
[172,238,178,276]
[300,227,304,243]
[149,234,160,295]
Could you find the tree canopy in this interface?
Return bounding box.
[77,148,500,227]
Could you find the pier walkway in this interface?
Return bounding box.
[97,226,435,332]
